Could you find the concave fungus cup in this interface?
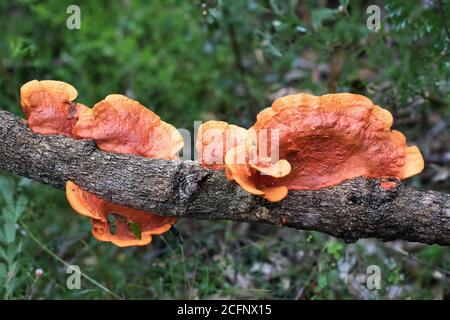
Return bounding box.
[20,80,181,247]
[197,93,424,202]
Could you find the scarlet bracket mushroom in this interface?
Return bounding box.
[196,120,253,180]
[196,121,291,202]
[20,80,88,136]
[20,81,181,247]
[66,181,176,247]
[67,94,182,246]
[198,93,424,202]
[74,94,183,160]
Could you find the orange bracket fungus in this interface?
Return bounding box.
[197,93,424,202]
[196,120,251,171]
[197,120,291,202]
[20,80,88,136]
[73,94,183,160]
[66,181,176,247]
[19,80,426,244]
[20,80,181,247]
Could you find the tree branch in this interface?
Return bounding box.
[0,109,449,245]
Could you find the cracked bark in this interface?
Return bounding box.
[0,109,449,245]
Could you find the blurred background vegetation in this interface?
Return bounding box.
[0,0,449,299]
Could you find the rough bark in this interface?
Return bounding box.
[0,109,449,245]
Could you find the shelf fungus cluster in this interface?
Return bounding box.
[197,93,424,202]
[20,80,180,247]
[19,80,425,247]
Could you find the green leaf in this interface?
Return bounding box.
[311,8,338,31]
[0,263,6,279]
[0,177,14,204]
[14,195,28,219]
[107,214,117,235]
[339,0,349,8]
[129,222,142,240]
[4,221,16,244]
[5,277,18,298]
[269,0,282,15]
[0,247,7,262]
[326,241,344,260]
[267,43,282,57]
[318,274,328,289]
[7,242,22,262]
[2,205,15,222]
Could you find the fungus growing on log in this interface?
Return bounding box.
[66,181,176,247]
[68,94,182,246]
[196,120,251,170]
[20,81,181,247]
[20,80,88,136]
[251,93,424,190]
[196,120,290,201]
[73,94,183,160]
[198,93,424,202]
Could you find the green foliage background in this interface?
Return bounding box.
[0,0,449,299]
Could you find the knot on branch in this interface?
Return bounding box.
[174,161,212,216]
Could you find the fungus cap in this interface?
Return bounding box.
[198,93,424,202]
[74,94,183,160]
[250,93,424,190]
[197,121,291,202]
[20,80,88,136]
[224,144,289,202]
[67,181,176,247]
[196,120,251,170]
